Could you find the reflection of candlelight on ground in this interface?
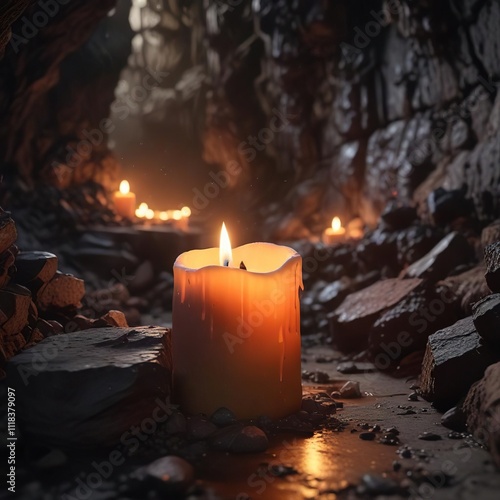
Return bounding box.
[113,180,136,219]
[323,217,346,245]
[172,223,303,419]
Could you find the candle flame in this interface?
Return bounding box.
[219,222,233,267]
[119,180,130,195]
[146,208,154,220]
[332,217,342,232]
[181,206,191,217]
[135,202,148,218]
[173,210,182,221]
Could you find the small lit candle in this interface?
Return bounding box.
[135,202,148,219]
[172,223,303,419]
[322,216,346,245]
[113,180,136,219]
[346,217,364,240]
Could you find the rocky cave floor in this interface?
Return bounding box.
[3,348,500,500]
[3,186,500,499]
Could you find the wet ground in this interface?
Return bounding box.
[197,345,500,500]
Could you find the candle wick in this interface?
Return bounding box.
[224,260,230,267]
[239,261,247,270]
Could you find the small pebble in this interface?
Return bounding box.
[418,432,442,441]
[339,380,362,399]
[441,406,467,432]
[210,407,237,427]
[337,361,360,374]
[408,392,419,401]
[393,460,402,472]
[268,464,297,477]
[397,409,416,415]
[400,448,413,459]
[379,434,400,445]
[142,456,194,494]
[359,432,376,441]
[385,427,400,435]
[315,355,334,363]
[358,474,400,495]
[187,416,217,440]
[447,431,465,440]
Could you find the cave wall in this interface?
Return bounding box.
[0,0,132,190]
[202,0,500,239]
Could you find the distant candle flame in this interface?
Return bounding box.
[119,180,130,195]
[219,222,233,267]
[159,211,169,221]
[181,206,191,217]
[135,202,148,218]
[146,208,154,220]
[173,210,182,221]
[332,217,342,232]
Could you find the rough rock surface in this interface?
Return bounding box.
[463,362,500,469]
[485,242,500,292]
[420,317,499,410]
[330,278,422,352]
[400,232,474,282]
[472,294,500,348]
[6,326,172,447]
[200,0,500,237]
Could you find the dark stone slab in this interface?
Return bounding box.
[13,251,58,289]
[463,362,500,469]
[485,242,500,292]
[472,294,500,348]
[368,286,459,369]
[330,278,422,352]
[420,317,499,410]
[6,326,172,447]
[401,232,474,282]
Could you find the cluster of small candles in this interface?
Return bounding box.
[113,180,191,228]
[322,216,364,244]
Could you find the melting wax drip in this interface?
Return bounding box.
[201,276,206,321]
[180,275,186,303]
[279,326,284,382]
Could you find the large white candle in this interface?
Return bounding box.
[172,226,303,419]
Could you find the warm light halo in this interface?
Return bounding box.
[175,242,301,277]
[119,180,130,195]
[181,206,191,217]
[219,222,233,267]
[332,216,342,231]
[173,210,182,221]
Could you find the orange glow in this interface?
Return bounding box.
[181,206,191,217]
[159,211,169,221]
[173,210,182,221]
[119,180,130,195]
[219,222,233,267]
[145,208,154,220]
